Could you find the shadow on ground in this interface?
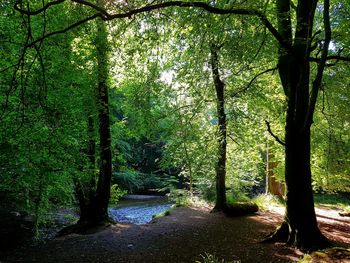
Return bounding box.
[2,206,348,263]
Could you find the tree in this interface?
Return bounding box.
[69,0,113,226]
[210,44,227,211]
[88,0,113,223]
[263,0,332,250]
[0,1,98,234]
[12,1,350,248]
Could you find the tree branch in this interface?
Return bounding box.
[1,5,31,121]
[14,0,65,15]
[27,14,101,47]
[228,134,240,145]
[265,120,285,146]
[309,55,350,63]
[19,1,294,56]
[304,0,331,130]
[108,2,293,54]
[325,55,350,61]
[72,0,109,17]
[0,63,20,74]
[231,67,277,98]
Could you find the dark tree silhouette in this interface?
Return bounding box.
[210,44,227,212]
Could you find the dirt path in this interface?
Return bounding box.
[1,206,349,263]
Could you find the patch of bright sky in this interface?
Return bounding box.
[329,40,336,51]
[159,70,175,85]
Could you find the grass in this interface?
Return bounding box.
[168,189,211,208]
[226,193,251,205]
[196,253,239,263]
[298,248,350,263]
[313,193,350,209]
[343,206,350,213]
[152,203,180,220]
[250,192,350,213]
[152,208,172,220]
[314,193,350,215]
[171,189,350,214]
[252,193,285,211]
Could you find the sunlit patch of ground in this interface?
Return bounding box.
[249,204,350,262]
[255,204,350,246]
[274,249,304,262]
[299,248,350,263]
[315,207,350,246]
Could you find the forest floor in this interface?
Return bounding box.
[1,205,349,263]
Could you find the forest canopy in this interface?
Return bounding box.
[0,0,349,252]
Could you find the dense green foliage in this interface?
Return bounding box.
[0,0,349,237]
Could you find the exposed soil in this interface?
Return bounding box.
[1,205,349,263]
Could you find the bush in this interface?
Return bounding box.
[196,179,216,202]
[110,184,127,205]
[168,189,193,207]
[226,192,251,205]
[112,171,175,193]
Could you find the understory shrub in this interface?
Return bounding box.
[112,170,175,193]
[110,184,127,205]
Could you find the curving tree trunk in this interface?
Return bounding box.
[210,44,227,211]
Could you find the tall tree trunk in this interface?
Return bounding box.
[210,44,227,211]
[75,115,97,223]
[92,0,112,222]
[74,0,112,225]
[265,0,330,251]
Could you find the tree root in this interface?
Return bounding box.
[261,221,290,243]
[223,202,259,217]
[57,217,115,237]
[261,221,332,252]
[296,231,332,252]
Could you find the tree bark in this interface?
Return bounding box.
[265,0,330,251]
[74,115,98,223]
[73,0,112,225]
[210,44,227,211]
[91,1,112,222]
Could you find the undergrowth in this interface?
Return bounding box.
[169,189,210,208]
[152,208,172,219]
[251,193,350,213]
[252,194,285,211]
[226,193,251,205]
[313,193,350,210]
[196,253,239,263]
